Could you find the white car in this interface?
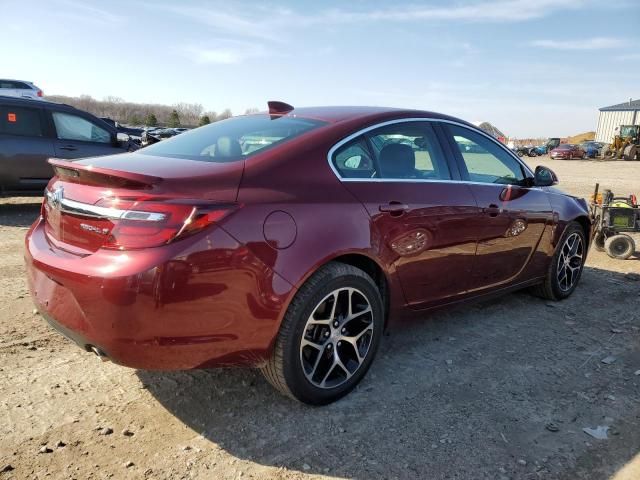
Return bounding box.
[0,79,43,99]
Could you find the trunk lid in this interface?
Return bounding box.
[43,153,244,254]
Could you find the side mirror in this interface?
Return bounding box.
[117,132,130,143]
[534,165,558,187]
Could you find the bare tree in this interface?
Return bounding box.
[44,94,232,127]
[202,111,218,122]
[218,109,233,121]
[173,102,203,126]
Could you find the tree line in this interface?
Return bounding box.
[44,94,259,127]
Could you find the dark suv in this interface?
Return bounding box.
[0,96,130,196]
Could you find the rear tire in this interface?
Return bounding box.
[261,262,384,405]
[604,234,635,260]
[531,221,586,300]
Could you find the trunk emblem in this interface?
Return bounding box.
[80,223,110,235]
[46,186,64,209]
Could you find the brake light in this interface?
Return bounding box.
[37,90,43,97]
[94,198,236,250]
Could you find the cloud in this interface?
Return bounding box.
[162,0,588,38]
[166,0,596,64]
[529,37,625,50]
[55,0,126,25]
[615,53,640,61]
[323,0,588,23]
[180,41,270,65]
[160,5,283,41]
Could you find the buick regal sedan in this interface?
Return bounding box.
[25,102,591,404]
[550,144,586,160]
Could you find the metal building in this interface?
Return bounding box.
[595,99,640,143]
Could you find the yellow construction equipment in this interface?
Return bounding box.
[602,125,639,160]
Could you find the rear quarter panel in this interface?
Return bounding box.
[218,126,407,327]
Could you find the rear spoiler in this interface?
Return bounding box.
[48,158,163,189]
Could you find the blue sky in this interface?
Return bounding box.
[2,0,638,137]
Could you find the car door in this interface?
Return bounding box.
[0,103,56,192]
[441,123,553,292]
[331,120,480,308]
[48,110,122,159]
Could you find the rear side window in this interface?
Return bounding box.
[332,138,376,178]
[52,112,111,143]
[0,106,43,137]
[0,80,30,89]
[139,115,327,162]
[366,122,450,180]
[332,121,450,181]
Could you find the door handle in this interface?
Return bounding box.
[59,145,77,151]
[379,202,409,215]
[483,204,501,217]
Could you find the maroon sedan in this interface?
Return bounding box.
[550,144,586,160]
[26,102,591,404]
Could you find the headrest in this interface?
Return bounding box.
[216,137,242,157]
[379,143,416,178]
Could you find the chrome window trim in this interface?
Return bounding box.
[327,117,535,184]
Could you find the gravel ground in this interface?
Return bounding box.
[1,157,639,480]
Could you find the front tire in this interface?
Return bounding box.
[262,262,384,405]
[531,221,586,300]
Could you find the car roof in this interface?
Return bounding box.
[272,105,473,128]
[0,95,78,112]
[0,79,35,84]
[0,95,115,131]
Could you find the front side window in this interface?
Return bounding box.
[448,124,526,185]
[0,106,43,137]
[52,112,111,143]
[140,115,326,163]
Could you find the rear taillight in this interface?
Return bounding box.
[94,198,236,250]
[37,90,43,97]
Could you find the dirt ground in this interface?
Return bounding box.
[1,157,639,480]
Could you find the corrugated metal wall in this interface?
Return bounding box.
[595,110,639,143]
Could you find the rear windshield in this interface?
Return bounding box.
[138,114,326,162]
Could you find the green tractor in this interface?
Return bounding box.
[603,125,640,160]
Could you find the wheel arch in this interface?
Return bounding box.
[287,251,393,331]
[573,214,592,249]
[331,253,390,329]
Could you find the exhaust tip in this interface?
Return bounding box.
[89,345,110,362]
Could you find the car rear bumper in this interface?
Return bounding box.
[25,217,294,370]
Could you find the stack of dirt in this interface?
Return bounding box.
[567,131,596,144]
